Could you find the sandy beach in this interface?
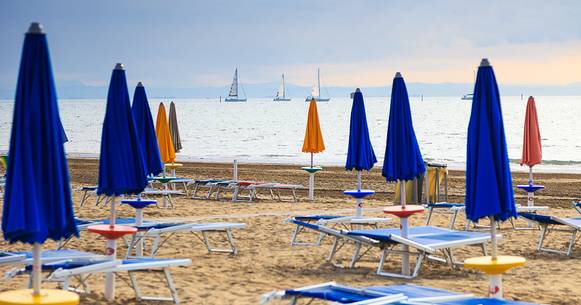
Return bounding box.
[1,159,581,304]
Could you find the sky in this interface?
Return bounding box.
[1,0,581,91]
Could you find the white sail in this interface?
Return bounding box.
[229,69,238,97]
[276,75,285,98]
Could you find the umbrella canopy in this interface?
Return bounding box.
[465,59,517,223]
[168,101,182,153]
[302,98,325,153]
[520,96,542,167]
[345,89,376,171]
[382,73,425,181]
[156,103,176,163]
[132,82,164,176]
[2,22,78,244]
[97,64,148,196]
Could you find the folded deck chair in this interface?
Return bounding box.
[519,212,581,256]
[75,217,246,256]
[261,282,539,305]
[288,215,391,246]
[9,257,191,304]
[291,220,494,278]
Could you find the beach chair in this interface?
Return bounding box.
[287,215,391,246]
[190,179,234,200]
[291,220,494,278]
[74,217,246,256]
[7,257,191,304]
[261,282,539,305]
[248,183,306,202]
[76,185,111,207]
[424,202,465,229]
[519,212,581,256]
[0,249,105,266]
[141,187,182,208]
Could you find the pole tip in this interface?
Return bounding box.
[394,72,403,78]
[355,88,361,93]
[27,22,43,34]
[480,58,491,67]
[137,81,143,87]
[114,63,125,70]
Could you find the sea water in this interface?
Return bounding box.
[1,96,580,173]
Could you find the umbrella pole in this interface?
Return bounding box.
[528,166,533,185]
[32,243,41,296]
[105,195,117,301]
[310,153,313,168]
[489,216,503,298]
[136,207,144,256]
[308,153,315,201]
[233,159,238,181]
[355,171,362,218]
[400,181,410,276]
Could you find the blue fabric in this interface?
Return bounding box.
[347,226,488,246]
[97,67,148,196]
[465,64,517,222]
[382,75,425,181]
[518,213,562,225]
[2,30,78,244]
[367,284,458,299]
[345,91,377,171]
[132,85,163,176]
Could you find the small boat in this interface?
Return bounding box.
[305,68,330,102]
[225,69,247,102]
[273,74,291,101]
[461,93,473,101]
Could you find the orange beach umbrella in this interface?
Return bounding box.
[302,98,325,156]
[520,96,542,168]
[156,102,175,164]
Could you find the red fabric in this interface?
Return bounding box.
[521,96,542,167]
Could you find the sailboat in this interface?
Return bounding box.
[273,74,291,101]
[225,68,247,102]
[305,68,330,102]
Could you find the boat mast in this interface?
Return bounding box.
[235,69,239,98]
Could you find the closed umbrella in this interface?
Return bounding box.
[345,89,377,217]
[382,72,425,277]
[168,101,182,153]
[518,96,544,208]
[132,82,163,176]
[0,23,79,304]
[301,98,325,200]
[464,59,525,299]
[95,63,147,300]
[156,103,175,166]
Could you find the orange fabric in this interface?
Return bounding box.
[302,99,325,153]
[520,96,542,167]
[155,103,175,163]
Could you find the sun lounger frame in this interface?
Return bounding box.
[291,220,492,279]
[520,213,581,256]
[288,216,391,246]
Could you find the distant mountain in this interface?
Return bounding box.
[1,82,579,99]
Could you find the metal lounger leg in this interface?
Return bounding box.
[450,209,459,230]
[350,244,362,268]
[567,230,578,256]
[425,206,434,225]
[165,268,180,304]
[128,271,142,301]
[537,224,548,253]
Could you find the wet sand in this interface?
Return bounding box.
[1,159,581,304]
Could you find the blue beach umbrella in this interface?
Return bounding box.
[346,89,377,172]
[1,22,78,299]
[345,88,376,217]
[465,58,517,240]
[132,82,163,177]
[97,64,148,197]
[463,60,524,300]
[382,72,425,184]
[381,72,425,277]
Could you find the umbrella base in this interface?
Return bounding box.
[343,189,375,199]
[301,167,322,174]
[516,184,544,193]
[464,255,526,274]
[0,289,79,305]
[121,199,156,209]
[87,225,137,240]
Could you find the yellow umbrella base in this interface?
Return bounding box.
[464,255,526,275]
[164,163,183,169]
[0,289,79,305]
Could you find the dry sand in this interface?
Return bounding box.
[1,159,581,304]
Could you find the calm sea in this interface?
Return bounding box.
[1,96,580,173]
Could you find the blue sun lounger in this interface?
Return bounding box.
[74,217,246,256]
[261,282,539,305]
[6,255,191,304]
[0,249,104,265]
[288,215,391,246]
[291,220,494,278]
[519,212,581,256]
[574,201,581,214]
